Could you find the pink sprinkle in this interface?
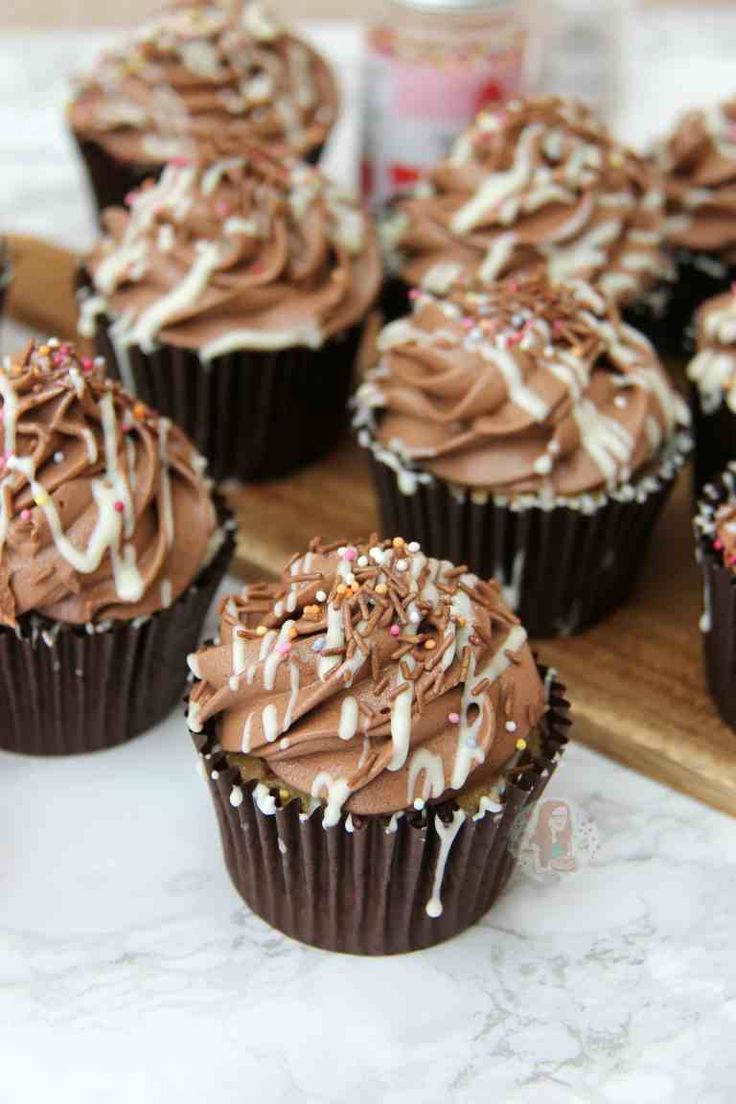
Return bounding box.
[215,201,229,218]
[408,288,420,302]
[463,318,474,331]
[114,501,125,513]
[52,353,64,367]
[343,547,357,562]
[552,319,565,333]
[124,191,137,207]
[389,624,400,638]
[81,357,94,373]
[170,156,189,167]
[448,712,460,725]
[20,509,31,522]
[714,539,724,551]
[276,642,291,655]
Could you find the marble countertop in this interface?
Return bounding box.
[1,15,736,1104]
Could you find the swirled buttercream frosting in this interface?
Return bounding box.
[653,99,736,256]
[355,273,691,498]
[68,1,337,165]
[188,537,546,821]
[687,289,736,413]
[384,95,668,306]
[0,340,219,627]
[82,146,381,357]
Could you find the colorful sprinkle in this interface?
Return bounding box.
[315,589,327,602]
[424,639,436,651]
[19,508,31,522]
[515,738,527,751]
[343,546,357,562]
[276,642,291,655]
[448,712,460,724]
[505,720,518,733]
[114,501,125,513]
[389,624,401,638]
[255,625,267,636]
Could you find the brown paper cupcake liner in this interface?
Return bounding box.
[0,509,235,756]
[690,385,736,496]
[191,667,570,955]
[93,318,364,483]
[696,468,736,729]
[361,434,690,637]
[626,249,736,361]
[73,134,326,224]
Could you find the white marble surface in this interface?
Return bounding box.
[2,15,736,1104]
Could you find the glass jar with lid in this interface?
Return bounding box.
[362,0,531,207]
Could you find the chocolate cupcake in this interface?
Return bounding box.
[80,146,380,481]
[187,537,570,954]
[68,0,338,218]
[688,288,736,492]
[381,95,669,325]
[354,273,692,637]
[651,98,736,356]
[0,339,234,756]
[695,466,736,728]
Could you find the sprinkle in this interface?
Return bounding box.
[37,345,50,357]
[515,738,527,751]
[255,625,267,636]
[54,451,64,464]
[389,624,401,637]
[215,201,230,218]
[276,642,291,655]
[170,156,189,167]
[407,541,420,552]
[408,288,420,302]
[413,798,426,811]
[714,539,724,551]
[114,500,125,513]
[343,547,357,562]
[19,508,31,522]
[133,402,147,420]
[392,537,405,549]
[424,639,437,651]
[34,491,49,508]
[448,712,460,724]
[395,559,408,572]
[505,720,517,733]
[408,610,421,623]
[336,583,349,596]
[357,556,368,567]
[315,590,327,602]
[312,637,325,652]
[303,604,321,619]
[124,191,137,207]
[80,357,94,374]
[375,583,388,595]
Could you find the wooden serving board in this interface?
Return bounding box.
[6,234,735,817]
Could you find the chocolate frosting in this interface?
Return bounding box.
[0,340,219,627]
[687,289,736,413]
[68,1,337,165]
[188,537,545,820]
[385,95,668,306]
[82,146,380,356]
[654,99,736,255]
[355,274,690,498]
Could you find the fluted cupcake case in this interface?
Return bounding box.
[191,669,570,955]
[366,442,690,638]
[95,318,363,483]
[0,514,235,756]
[696,469,736,729]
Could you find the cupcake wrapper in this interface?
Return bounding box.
[367,443,689,637]
[192,669,570,955]
[95,321,364,483]
[697,474,736,729]
[690,385,736,495]
[627,250,736,360]
[0,511,235,756]
[74,135,325,224]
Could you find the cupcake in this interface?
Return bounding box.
[381,95,669,325]
[0,339,234,756]
[652,98,736,356]
[79,145,381,482]
[187,537,570,954]
[354,273,692,637]
[687,288,736,492]
[68,0,338,218]
[695,466,736,728]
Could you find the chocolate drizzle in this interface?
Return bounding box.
[0,340,219,626]
[188,537,546,820]
[355,272,691,499]
[385,95,668,306]
[68,1,338,165]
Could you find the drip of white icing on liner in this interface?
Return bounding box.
[426,809,466,917]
